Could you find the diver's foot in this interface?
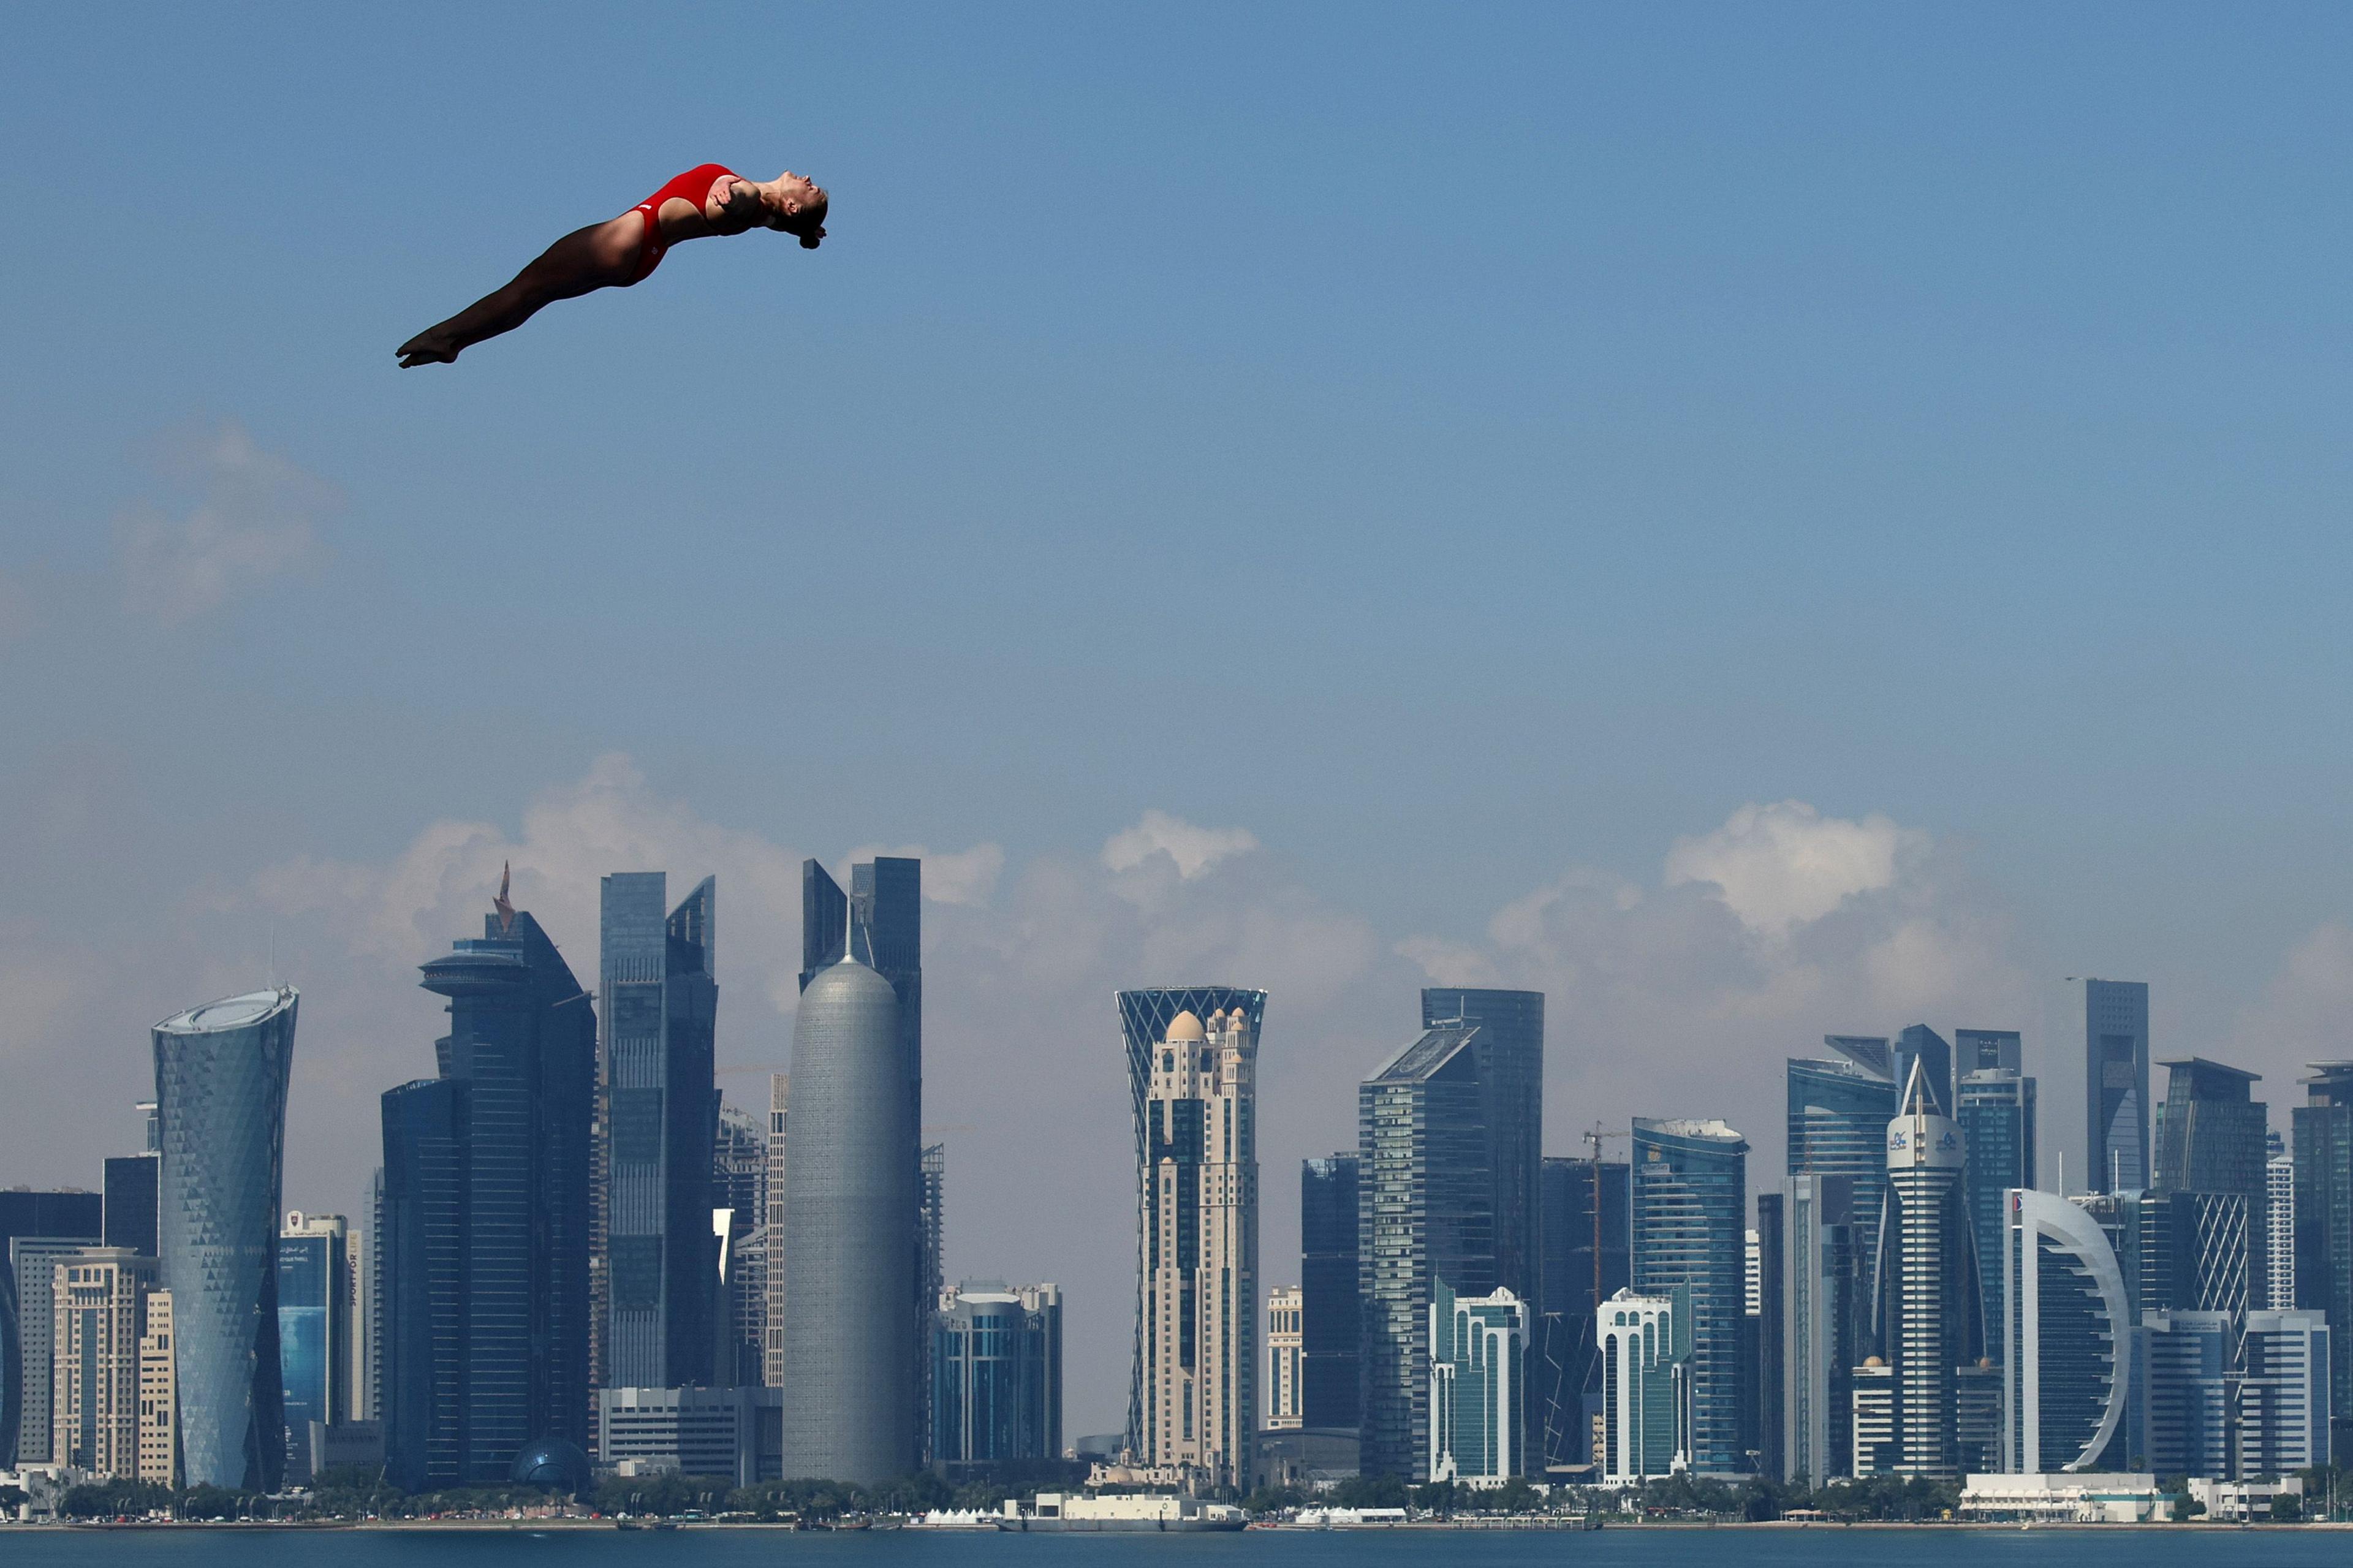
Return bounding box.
[396,330,459,368]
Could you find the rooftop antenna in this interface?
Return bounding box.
[494,860,517,936]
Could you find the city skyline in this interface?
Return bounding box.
[10,3,2353,1450]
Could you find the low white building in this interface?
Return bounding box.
[1960,1472,2169,1523]
[2190,1475,2303,1522]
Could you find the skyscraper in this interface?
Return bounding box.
[0,1189,102,1468]
[713,1100,768,1389]
[1751,1191,1783,1480]
[13,1235,99,1471]
[1267,1285,1303,1430]
[103,1154,159,1261]
[1883,1061,1970,1477]
[599,873,718,1395]
[763,1073,789,1390]
[1119,986,1267,1471]
[49,1248,158,1475]
[1299,1154,1360,1432]
[1137,1004,1259,1490]
[2152,1056,2270,1308]
[2003,1187,2131,1473]
[2079,979,2151,1193]
[1787,1053,1896,1251]
[276,1211,350,1482]
[1427,1279,1528,1486]
[1595,1286,1689,1482]
[153,986,297,1491]
[1420,988,1544,1470]
[1631,1118,1749,1475]
[1358,1019,1489,1480]
[2293,1060,2353,1459]
[1892,1025,1955,1118]
[384,895,595,1488]
[2268,1133,2297,1311]
[779,951,917,1483]
[1781,1172,1863,1483]
[802,858,928,1456]
[1536,1156,1629,1472]
[931,1280,1063,1479]
[1957,1040,2036,1358]
[919,1140,946,1450]
[137,1288,177,1484]
[2239,1308,2332,1475]
[2137,1309,2234,1480]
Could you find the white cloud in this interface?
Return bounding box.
[1664,799,1925,937]
[839,841,1006,907]
[1101,809,1258,881]
[117,422,333,624]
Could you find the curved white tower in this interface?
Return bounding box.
[2002,1187,2130,1472]
[779,958,914,1482]
[1886,1058,1966,1477]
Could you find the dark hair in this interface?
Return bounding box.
[799,228,825,250]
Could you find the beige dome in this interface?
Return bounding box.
[1165,1010,1205,1043]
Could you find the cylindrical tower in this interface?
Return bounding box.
[153,987,297,1491]
[779,958,914,1482]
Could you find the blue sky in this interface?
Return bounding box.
[4,3,2349,1431]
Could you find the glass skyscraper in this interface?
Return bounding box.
[276,1212,349,1482]
[2080,979,2151,1193]
[2152,1056,2269,1309]
[2293,1060,2353,1459]
[1781,1172,1863,1482]
[153,986,297,1491]
[1300,1154,1360,1431]
[931,1280,1062,1479]
[1535,1156,1628,1471]
[0,1189,104,1468]
[1420,988,1544,1469]
[1118,985,1267,1463]
[381,897,596,1491]
[599,873,718,1393]
[1787,1053,1895,1241]
[1631,1117,1749,1475]
[103,1154,159,1260]
[1957,1037,2034,1363]
[2004,1187,2131,1473]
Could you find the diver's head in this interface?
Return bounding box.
[762,171,828,249]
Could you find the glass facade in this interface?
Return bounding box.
[380,903,596,1491]
[103,1154,159,1260]
[153,987,297,1491]
[1300,1154,1360,1430]
[1781,1172,1863,1482]
[2293,1061,2353,1458]
[0,1189,104,1468]
[1535,1156,1628,1471]
[276,1218,348,1480]
[1118,986,1267,1460]
[2151,1057,2269,1311]
[1787,1056,1895,1244]
[599,873,718,1392]
[2083,979,2151,1192]
[1892,1025,1954,1117]
[2004,1188,2129,1473]
[1427,1278,1527,1484]
[931,1281,1061,1477]
[1357,1023,1499,1480]
[1631,1118,1749,1474]
[1958,1067,2035,1360]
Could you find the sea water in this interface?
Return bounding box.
[0,1527,2342,1568]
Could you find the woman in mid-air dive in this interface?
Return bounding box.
[396,164,828,366]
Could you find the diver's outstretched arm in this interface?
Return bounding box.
[397,216,643,367]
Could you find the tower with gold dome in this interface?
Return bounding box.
[1118,987,1266,1491]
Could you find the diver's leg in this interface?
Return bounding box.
[397,216,643,366]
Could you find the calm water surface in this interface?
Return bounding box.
[0,1527,2341,1567]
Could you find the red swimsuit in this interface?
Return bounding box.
[627,164,742,284]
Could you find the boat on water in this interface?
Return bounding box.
[1291,1506,1411,1529]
